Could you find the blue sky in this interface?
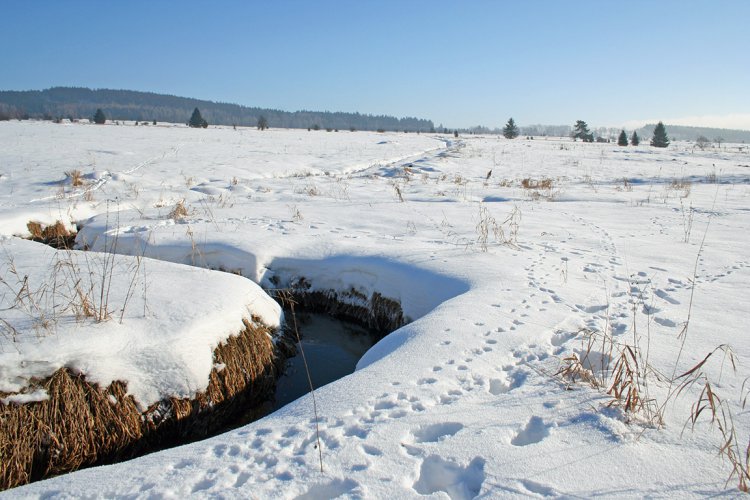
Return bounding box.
[3,1,749,129]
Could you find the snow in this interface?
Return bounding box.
[1,120,749,497]
[0,237,282,409]
[0,388,49,406]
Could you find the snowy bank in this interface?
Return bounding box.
[0,237,285,489]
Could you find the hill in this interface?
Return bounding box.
[0,87,435,132]
[519,123,750,143]
[635,123,750,143]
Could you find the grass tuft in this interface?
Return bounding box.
[26,220,74,249]
[64,170,84,187]
[168,200,189,220]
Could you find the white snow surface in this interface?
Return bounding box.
[0,237,282,409]
[1,121,749,498]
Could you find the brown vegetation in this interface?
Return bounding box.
[521,177,554,190]
[0,319,282,491]
[64,170,84,187]
[168,200,189,220]
[26,220,76,249]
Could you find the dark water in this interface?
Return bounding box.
[273,313,377,410]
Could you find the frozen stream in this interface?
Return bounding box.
[273,312,379,410]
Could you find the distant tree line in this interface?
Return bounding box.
[0,87,435,132]
[570,119,664,147]
[3,88,749,144]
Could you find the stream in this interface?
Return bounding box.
[273,312,378,410]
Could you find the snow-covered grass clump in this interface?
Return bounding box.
[1,120,749,497]
[0,237,282,408]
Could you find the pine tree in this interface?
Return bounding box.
[650,121,669,148]
[93,108,106,125]
[573,120,594,142]
[189,107,207,128]
[503,117,519,139]
[257,115,268,130]
[617,130,628,146]
[630,131,640,146]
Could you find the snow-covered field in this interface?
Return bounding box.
[1,120,749,498]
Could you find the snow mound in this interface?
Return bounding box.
[0,237,282,409]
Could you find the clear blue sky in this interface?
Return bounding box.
[3,0,748,129]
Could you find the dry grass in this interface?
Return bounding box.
[606,345,654,417]
[64,170,84,187]
[26,221,43,239]
[555,327,657,425]
[301,185,319,197]
[521,177,554,190]
[0,319,280,491]
[555,220,749,490]
[556,329,609,389]
[288,205,304,222]
[168,200,189,220]
[674,347,749,492]
[1,236,142,337]
[475,204,521,252]
[26,220,74,249]
[669,178,692,198]
[520,177,559,201]
[392,181,404,202]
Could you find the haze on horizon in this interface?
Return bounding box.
[2,0,748,130]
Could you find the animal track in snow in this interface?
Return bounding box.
[344,426,368,439]
[654,317,677,327]
[412,455,485,500]
[411,422,464,443]
[297,478,361,499]
[517,479,560,497]
[360,444,383,456]
[654,289,680,304]
[550,330,577,347]
[488,377,511,395]
[511,416,551,446]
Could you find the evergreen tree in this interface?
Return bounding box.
[617,130,628,146]
[502,117,520,139]
[257,115,268,130]
[630,131,640,146]
[650,121,669,148]
[573,120,594,142]
[189,107,208,128]
[93,108,106,124]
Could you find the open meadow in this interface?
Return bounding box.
[1,120,749,497]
